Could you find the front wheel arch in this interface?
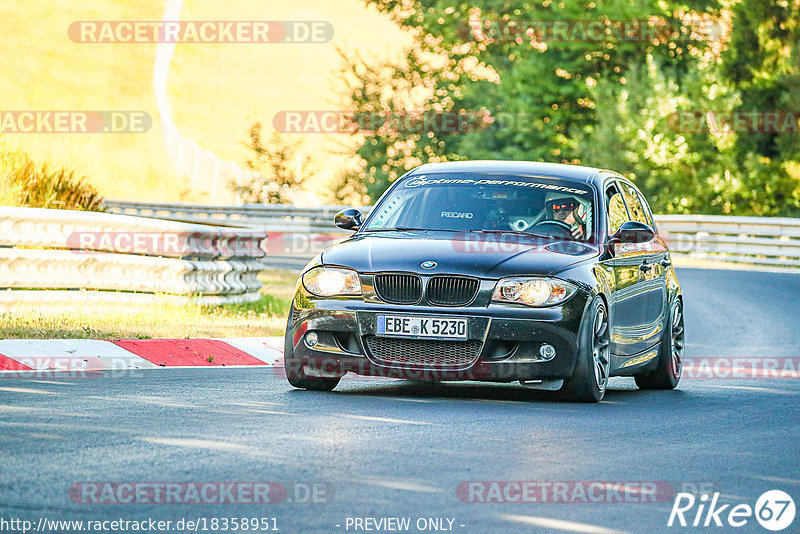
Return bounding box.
[558,295,611,402]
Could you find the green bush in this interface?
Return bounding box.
[337,1,800,217]
[0,148,103,211]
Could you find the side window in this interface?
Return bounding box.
[607,192,628,234]
[619,182,649,225]
[636,191,655,229]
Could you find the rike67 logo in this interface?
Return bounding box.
[668,490,795,531]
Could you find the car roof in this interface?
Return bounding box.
[408,160,611,187]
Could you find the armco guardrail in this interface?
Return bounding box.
[657,214,800,267]
[0,206,268,308]
[105,200,800,268]
[104,200,367,233]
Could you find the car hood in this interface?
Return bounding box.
[320,231,601,278]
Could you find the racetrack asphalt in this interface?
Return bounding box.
[0,268,798,533]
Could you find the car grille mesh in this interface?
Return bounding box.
[374,274,422,304]
[426,276,479,306]
[365,335,482,369]
[374,274,479,306]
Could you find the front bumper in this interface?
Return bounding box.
[286,288,590,382]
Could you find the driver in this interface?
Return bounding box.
[547,197,587,240]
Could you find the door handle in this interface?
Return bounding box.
[660,259,672,268]
[639,262,652,273]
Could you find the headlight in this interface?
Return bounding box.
[492,277,577,306]
[302,267,362,297]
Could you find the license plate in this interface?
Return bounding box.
[376,315,468,340]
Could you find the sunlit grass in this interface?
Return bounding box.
[0,0,180,201]
[0,270,298,339]
[0,146,104,210]
[0,0,409,203]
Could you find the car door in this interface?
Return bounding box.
[605,181,649,356]
[617,180,666,350]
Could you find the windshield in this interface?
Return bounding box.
[364,172,596,242]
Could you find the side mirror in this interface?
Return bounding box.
[334,208,363,231]
[608,221,655,245]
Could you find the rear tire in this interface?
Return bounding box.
[634,299,683,390]
[284,315,341,392]
[558,296,610,403]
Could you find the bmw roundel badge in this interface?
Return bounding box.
[420,261,437,269]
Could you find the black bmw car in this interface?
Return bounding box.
[284,161,684,402]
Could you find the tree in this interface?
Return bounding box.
[338,0,720,200]
[337,0,800,215]
[718,0,800,215]
[230,123,308,204]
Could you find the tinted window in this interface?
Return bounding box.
[365,173,595,242]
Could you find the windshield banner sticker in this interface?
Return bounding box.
[403,175,589,195]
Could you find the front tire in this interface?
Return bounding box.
[284,316,341,392]
[558,296,610,402]
[634,299,683,390]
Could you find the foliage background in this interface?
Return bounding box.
[333,0,800,216]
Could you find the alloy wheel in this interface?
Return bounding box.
[670,304,685,379]
[592,305,611,392]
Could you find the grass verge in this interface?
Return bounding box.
[670,254,800,273]
[0,270,297,340]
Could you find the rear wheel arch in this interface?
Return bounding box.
[635,298,683,390]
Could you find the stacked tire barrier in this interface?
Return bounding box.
[0,206,268,308]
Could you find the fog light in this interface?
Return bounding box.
[539,344,556,361]
[305,331,319,348]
